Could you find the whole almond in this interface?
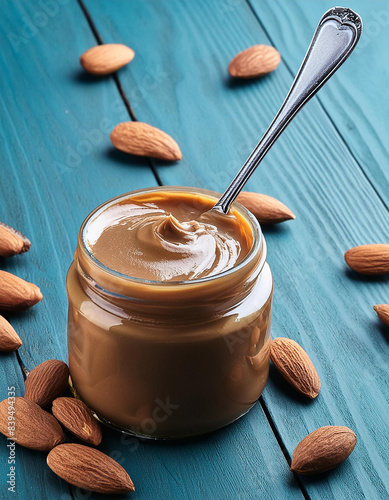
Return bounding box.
[344,244,389,275]
[111,121,182,161]
[237,192,295,224]
[25,360,69,408]
[228,45,281,78]
[0,222,31,257]
[47,443,135,494]
[291,426,356,475]
[80,44,135,75]
[373,304,389,326]
[0,315,22,351]
[52,397,102,446]
[0,270,42,312]
[0,397,64,451]
[270,337,320,399]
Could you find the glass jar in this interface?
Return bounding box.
[67,186,273,439]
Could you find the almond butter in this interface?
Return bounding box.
[237,192,295,224]
[373,304,389,326]
[270,337,320,399]
[0,315,22,351]
[52,397,102,446]
[47,443,135,494]
[291,425,356,475]
[0,222,31,257]
[228,45,281,78]
[25,360,69,408]
[0,397,64,451]
[111,121,182,161]
[0,270,42,312]
[344,244,389,275]
[80,43,135,75]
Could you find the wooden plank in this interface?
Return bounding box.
[0,0,157,498]
[248,0,389,207]
[84,1,389,498]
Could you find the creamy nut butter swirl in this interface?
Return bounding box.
[86,191,252,281]
[67,187,273,439]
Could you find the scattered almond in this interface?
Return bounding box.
[228,45,281,78]
[25,359,69,408]
[52,397,102,446]
[373,304,389,326]
[0,270,42,312]
[344,244,389,275]
[47,443,135,494]
[270,337,320,399]
[237,192,295,224]
[0,397,64,451]
[0,222,31,257]
[291,425,356,475]
[0,315,22,351]
[111,121,182,161]
[80,43,135,75]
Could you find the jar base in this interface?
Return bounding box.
[69,376,256,440]
[91,404,256,441]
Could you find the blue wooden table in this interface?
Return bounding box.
[1,1,389,499]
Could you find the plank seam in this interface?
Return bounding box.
[245,0,389,215]
[76,0,163,186]
[15,350,28,380]
[259,397,311,500]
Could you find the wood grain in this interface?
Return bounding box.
[249,0,389,208]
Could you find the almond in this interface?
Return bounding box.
[111,121,182,161]
[0,270,42,312]
[291,425,357,475]
[237,192,295,224]
[0,397,64,451]
[270,337,320,399]
[52,397,102,446]
[344,244,389,275]
[0,222,31,257]
[25,360,69,408]
[0,315,22,351]
[373,304,389,326]
[47,443,135,494]
[228,45,281,78]
[80,43,135,75]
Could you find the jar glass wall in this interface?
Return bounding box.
[67,187,273,439]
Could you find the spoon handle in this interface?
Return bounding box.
[214,7,362,214]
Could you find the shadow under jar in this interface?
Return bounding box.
[67,186,273,439]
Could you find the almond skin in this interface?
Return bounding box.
[47,443,135,494]
[0,270,42,312]
[374,304,389,326]
[25,360,69,408]
[111,121,182,161]
[0,315,22,351]
[80,43,135,75]
[0,222,31,257]
[291,426,357,475]
[228,45,281,78]
[237,192,295,224]
[270,337,320,399]
[344,244,389,275]
[52,397,102,446]
[0,397,64,451]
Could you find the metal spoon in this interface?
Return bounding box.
[212,7,362,215]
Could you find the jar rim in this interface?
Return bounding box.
[79,186,265,288]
